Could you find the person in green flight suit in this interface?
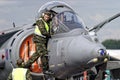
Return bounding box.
[23,11,54,74]
[7,59,32,80]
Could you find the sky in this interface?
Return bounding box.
[0,0,120,41]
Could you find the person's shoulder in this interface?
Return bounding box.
[36,19,43,24]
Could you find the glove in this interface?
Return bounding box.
[47,34,51,38]
[44,33,51,38]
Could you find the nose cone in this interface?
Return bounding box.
[66,35,107,66]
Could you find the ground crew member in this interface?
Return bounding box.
[23,11,53,73]
[7,59,32,80]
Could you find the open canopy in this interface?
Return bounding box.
[36,1,74,20]
[36,1,86,34]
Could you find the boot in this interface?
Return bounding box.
[41,56,48,70]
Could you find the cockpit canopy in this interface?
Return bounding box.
[36,1,74,20]
[52,11,85,34]
[36,1,86,34]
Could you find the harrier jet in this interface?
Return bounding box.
[0,1,120,80]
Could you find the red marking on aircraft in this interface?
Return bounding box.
[2,54,5,60]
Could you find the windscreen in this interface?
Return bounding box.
[52,11,85,34]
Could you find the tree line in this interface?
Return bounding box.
[102,39,120,49]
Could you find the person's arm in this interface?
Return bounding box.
[7,73,12,80]
[36,20,51,37]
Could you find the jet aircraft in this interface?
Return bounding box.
[0,1,120,80]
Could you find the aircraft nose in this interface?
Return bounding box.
[65,35,108,63]
[68,35,109,64]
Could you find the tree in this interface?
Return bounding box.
[102,39,120,49]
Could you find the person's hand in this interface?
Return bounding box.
[44,33,51,38]
[47,35,51,38]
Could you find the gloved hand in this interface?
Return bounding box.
[44,33,51,38]
[47,35,51,38]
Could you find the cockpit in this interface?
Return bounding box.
[36,1,86,34]
[52,11,85,34]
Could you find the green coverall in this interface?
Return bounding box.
[23,18,53,71]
